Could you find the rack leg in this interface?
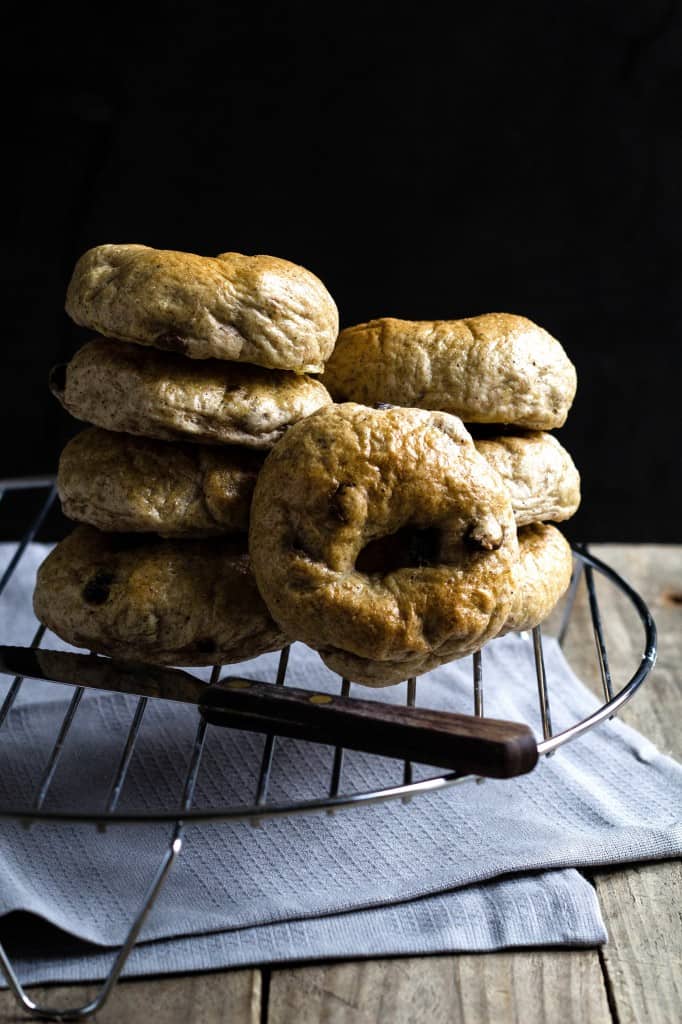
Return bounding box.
[328,678,351,799]
[253,645,291,812]
[0,485,56,600]
[0,664,217,1021]
[532,625,554,747]
[0,833,183,1021]
[558,556,584,648]
[472,650,484,717]
[400,678,417,803]
[0,624,46,728]
[584,561,615,708]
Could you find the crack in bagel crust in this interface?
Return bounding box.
[320,314,577,429]
[65,244,339,372]
[249,404,518,687]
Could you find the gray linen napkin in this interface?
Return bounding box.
[1,543,680,986]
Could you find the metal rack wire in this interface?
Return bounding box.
[0,476,657,1021]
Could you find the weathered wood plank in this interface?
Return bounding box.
[580,545,682,1024]
[267,951,612,1023]
[0,969,261,1023]
[594,864,681,1024]
[267,958,458,1024]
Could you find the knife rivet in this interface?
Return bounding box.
[309,694,333,704]
[224,680,251,689]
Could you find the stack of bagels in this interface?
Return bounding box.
[34,244,337,665]
[34,244,580,687]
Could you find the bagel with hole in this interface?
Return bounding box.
[249,403,518,686]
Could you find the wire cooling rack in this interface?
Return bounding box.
[0,476,657,1021]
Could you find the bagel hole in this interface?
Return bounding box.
[355,525,441,575]
[82,571,116,605]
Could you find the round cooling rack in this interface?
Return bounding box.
[0,476,658,1022]
[0,479,657,828]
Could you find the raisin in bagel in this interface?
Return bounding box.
[50,339,331,449]
[58,428,262,537]
[500,523,573,635]
[249,403,518,686]
[321,314,576,429]
[65,244,339,372]
[474,431,580,527]
[33,527,287,665]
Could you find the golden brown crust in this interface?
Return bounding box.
[249,403,518,687]
[65,244,339,372]
[500,523,573,635]
[474,431,581,527]
[33,527,287,665]
[58,428,262,537]
[51,339,331,449]
[321,314,577,429]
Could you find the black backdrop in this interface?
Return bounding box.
[4,2,681,540]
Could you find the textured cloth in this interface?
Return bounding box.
[1,543,681,988]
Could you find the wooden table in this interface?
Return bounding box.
[1,545,679,1023]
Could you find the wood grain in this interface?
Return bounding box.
[267,951,612,1023]
[0,970,260,1023]
[267,959,459,1023]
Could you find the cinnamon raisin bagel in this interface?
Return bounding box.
[33,527,287,665]
[249,403,518,686]
[321,314,576,429]
[50,339,331,449]
[58,428,262,537]
[65,244,339,372]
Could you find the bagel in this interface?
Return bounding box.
[33,527,287,665]
[474,431,580,526]
[500,523,574,635]
[321,314,577,429]
[58,428,262,537]
[50,339,331,449]
[65,243,339,372]
[249,403,518,687]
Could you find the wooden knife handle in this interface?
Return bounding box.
[199,677,538,779]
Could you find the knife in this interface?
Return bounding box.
[0,646,538,779]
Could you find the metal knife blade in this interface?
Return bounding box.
[0,645,207,704]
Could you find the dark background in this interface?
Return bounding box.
[3,2,681,540]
